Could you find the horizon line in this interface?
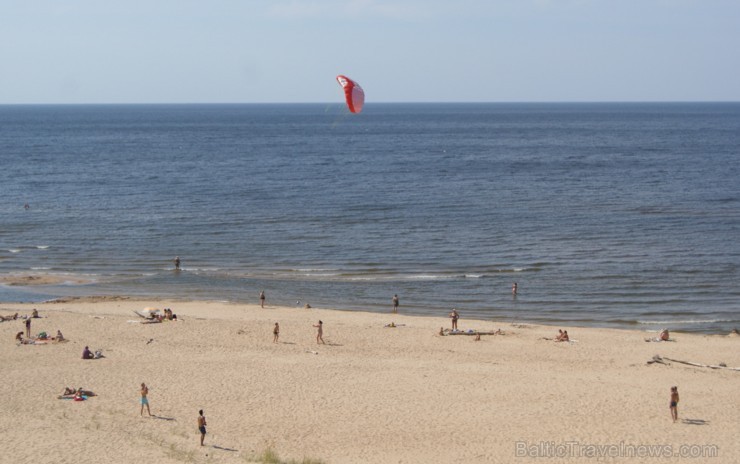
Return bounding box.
[1,100,739,106]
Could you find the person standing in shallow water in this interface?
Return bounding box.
[512,282,518,297]
[174,256,180,270]
[392,294,399,313]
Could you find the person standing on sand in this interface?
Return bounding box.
[198,410,207,446]
[25,318,31,337]
[449,309,459,330]
[670,386,679,423]
[259,290,266,308]
[174,256,180,270]
[392,294,399,313]
[314,320,325,344]
[140,383,152,416]
[273,322,280,343]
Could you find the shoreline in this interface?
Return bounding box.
[1,268,737,335]
[2,296,738,463]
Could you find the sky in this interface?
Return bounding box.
[0,0,738,104]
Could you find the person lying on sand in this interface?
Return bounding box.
[645,329,673,342]
[1,313,19,322]
[59,387,96,399]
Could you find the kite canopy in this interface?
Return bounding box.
[336,75,364,113]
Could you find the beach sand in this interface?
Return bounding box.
[1,298,737,463]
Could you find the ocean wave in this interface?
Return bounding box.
[294,268,339,272]
[36,245,50,249]
[464,274,483,278]
[637,319,734,325]
[8,249,22,253]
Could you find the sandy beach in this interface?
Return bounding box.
[1,297,737,464]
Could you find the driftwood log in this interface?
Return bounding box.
[647,355,740,371]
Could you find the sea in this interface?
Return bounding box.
[1,103,739,333]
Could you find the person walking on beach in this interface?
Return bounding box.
[25,317,31,337]
[259,290,266,308]
[314,320,325,344]
[174,256,180,270]
[670,386,679,423]
[198,410,207,446]
[449,309,459,330]
[140,383,152,416]
[392,294,399,313]
[273,322,280,343]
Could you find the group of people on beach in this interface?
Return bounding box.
[139,382,208,445]
[11,310,67,345]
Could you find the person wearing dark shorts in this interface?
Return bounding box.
[392,294,399,313]
[259,290,266,308]
[198,409,207,446]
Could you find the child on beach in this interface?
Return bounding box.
[314,320,325,344]
[273,322,279,343]
[198,410,207,446]
[140,383,152,416]
[670,386,679,423]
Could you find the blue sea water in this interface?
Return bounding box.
[1,103,739,333]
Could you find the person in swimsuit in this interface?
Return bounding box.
[198,410,207,446]
[512,282,518,297]
[25,318,31,337]
[670,386,679,423]
[259,290,266,308]
[140,383,152,416]
[449,309,459,330]
[174,256,180,270]
[273,322,280,343]
[392,294,399,313]
[660,329,670,341]
[314,320,325,344]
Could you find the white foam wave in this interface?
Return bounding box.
[407,274,445,280]
[31,267,51,270]
[295,268,338,272]
[36,245,50,249]
[638,319,732,325]
[465,274,483,278]
[8,249,21,253]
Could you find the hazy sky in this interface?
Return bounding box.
[1,0,738,104]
